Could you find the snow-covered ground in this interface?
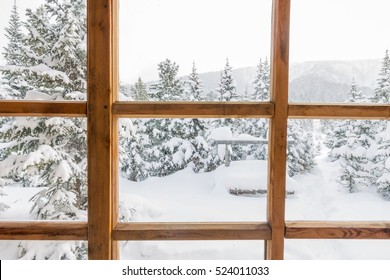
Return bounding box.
[1,155,390,259]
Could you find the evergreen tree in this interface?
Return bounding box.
[372,50,390,103]
[150,59,184,101]
[370,51,390,198]
[1,0,25,99]
[0,0,88,259]
[186,62,203,101]
[252,57,270,101]
[0,0,87,259]
[0,117,87,219]
[119,119,149,181]
[287,120,316,176]
[329,81,375,192]
[374,122,390,199]
[130,77,149,100]
[216,58,238,102]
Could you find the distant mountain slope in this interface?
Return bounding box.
[122,59,381,102]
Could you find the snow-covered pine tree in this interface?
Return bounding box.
[150,59,184,101]
[372,122,390,199]
[287,119,316,176]
[216,58,238,102]
[0,0,87,239]
[252,57,270,101]
[1,0,26,99]
[144,60,179,176]
[119,119,148,181]
[186,62,203,101]
[0,0,88,260]
[46,0,87,98]
[372,50,390,103]
[236,57,271,161]
[130,77,149,101]
[330,81,375,192]
[370,51,390,198]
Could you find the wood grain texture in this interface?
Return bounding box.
[285,222,390,239]
[111,0,120,260]
[0,222,87,240]
[113,222,271,241]
[87,0,114,260]
[289,104,390,119]
[113,102,274,118]
[265,0,290,260]
[0,101,86,117]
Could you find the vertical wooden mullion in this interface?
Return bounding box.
[111,0,120,260]
[87,0,114,260]
[265,0,290,260]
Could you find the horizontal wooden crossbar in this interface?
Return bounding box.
[113,222,271,240]
[289,104,390,119]
[113,102,275,118]
[285,221,390,239]
[0,101,87,117]
[0,222,88,240]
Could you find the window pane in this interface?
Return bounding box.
[0,240,87,260]
[119,0,272,101]
[118,118,270,222]
[285,239,390,260]
[0,117,87,221]
[0,0,87,101]
[286,119,390,221]
[121,241,263,260]
[289,0,390,104]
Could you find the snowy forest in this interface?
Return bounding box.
[0,0,390,260]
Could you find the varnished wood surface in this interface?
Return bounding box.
[113,102,274,118]
[111,0,120,260]
[87,0,114,260]
[0,101,86,117]
[0,222,87,240]
[113,222,271,241]
[285,222,390,239]
[289,104,390,119]
[265,0,290,260]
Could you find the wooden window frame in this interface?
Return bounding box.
[0,0,389,260]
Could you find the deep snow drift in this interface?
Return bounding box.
[1,156,390,259]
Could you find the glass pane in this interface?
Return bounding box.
[121,241,263,260]
[0,117,87,221]
[286,119,390,221]
[285,239,390,260]
[0,0,87,101]
[0,240,87,260]
[289,0,390,104]
[118,118,271,222]
[119,0,272,101]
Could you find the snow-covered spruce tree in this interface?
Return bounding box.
[216,58,238,102]
[0,0,25,99]
[236,57,271,160]
[252,57,270,101]
[2,0,87,217]
[372,50,390,104]
[150,59,184,101]
[143,59,217,176]
[370,51,390,197]
[144,59,184,176]
[372,122,390,199]
[330,81,375,192]
[287,120,316,176]
[130,77,149,101]
[119,119,149,182]
[186,62,203,101]
[0,0,87,259]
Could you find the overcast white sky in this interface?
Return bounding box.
[1,0,390,83]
